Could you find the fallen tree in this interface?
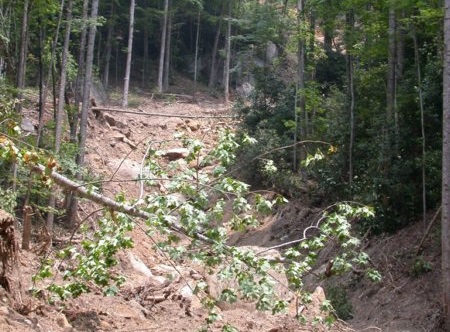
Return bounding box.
[30,163,213,245]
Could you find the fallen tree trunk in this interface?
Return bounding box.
[91,107,237,119]
[30,164,213,244]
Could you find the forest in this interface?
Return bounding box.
[1,0,450,330]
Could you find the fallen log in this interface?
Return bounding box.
[30,164,213,245]
[91,107,237,119]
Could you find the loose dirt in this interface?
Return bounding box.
[2,79,445,331]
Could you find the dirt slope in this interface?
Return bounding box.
[2,80,445,331]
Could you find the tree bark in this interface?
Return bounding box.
[16,0,30,111]
[36,22,45,147]
[158,0,169,93]
[413,28,427,226]
[40,0,65,121]
[47,0,73,232]
[67,0,99,228]
[193,9,201,98]
[163,12,172,91]
[208,5,224,90]
[142,24,149,88]
[70,0,89,143]
[346,10,355,187]
[386,6,396,135]
[442,0,450,328]
[30,164,213,245]
[102,2,114,89]
[223,0,232,104]
[296,0,306,162]
[21,205,32,250]
[122,0,136,108]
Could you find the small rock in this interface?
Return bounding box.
[163,148,189,161]
[21,118,36,134]
[246,320,256,329]
[0,306,8,315]
[189,270,203,280]
[56,313,72,329]
[116,120,127,128]
[129,253,153,277]
[104,113,116,126]
[179,285,193,299]
[99,320,112,331]
[186,120,200,132]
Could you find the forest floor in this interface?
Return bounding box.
[0,76,445,331]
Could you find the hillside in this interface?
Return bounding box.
[0,80,445,332]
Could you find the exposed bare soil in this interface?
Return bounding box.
[1,78,445,331]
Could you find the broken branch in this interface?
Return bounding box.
[30,164,213,245]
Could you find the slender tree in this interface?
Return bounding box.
[16,0,30,110]
[346,10,355,186]
[442,0,450,327]
[102,2,115,89]
[122,0,136,107]
[68,0,99,227]
[70,0,89,143]
[193,8,201,97]
[158,0,169,93]
[47,0,73,231]
[296,0,306,161]
[163,12,172,91]
[412,27,427,226]
[208,4,224,89]
[223,0,232,104]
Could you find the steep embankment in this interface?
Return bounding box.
[2,83,444,331]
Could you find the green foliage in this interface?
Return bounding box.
[33,211,134,300]
[325,285,353,320]
[0,187,17,214]
[0,124,378,327]
[411,256,433,278]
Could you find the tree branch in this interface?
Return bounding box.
[30,164,213,244]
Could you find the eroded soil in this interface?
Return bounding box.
[1,80,445,331]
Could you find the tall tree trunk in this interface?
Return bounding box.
[36,24,45,147]
[122,0,135,108]
[65,0,89,219]
[223,0,232,104]
[346,11,355,187]
[193,9,201,98]
[67,0,99,228]
[142,25,149,88]
[70,0,89,143]
[16,0,30,111]
[323,0,334,55]
[386,6,396,143]
[208,5,224,89]
[413,29,426,226]
[442,0,450,327]
[41,0,65,115]
[102,2,114,89]
[47,0,73,232]
[158,0,169,93]
[296,0,306,161]
[163,13,172,91]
